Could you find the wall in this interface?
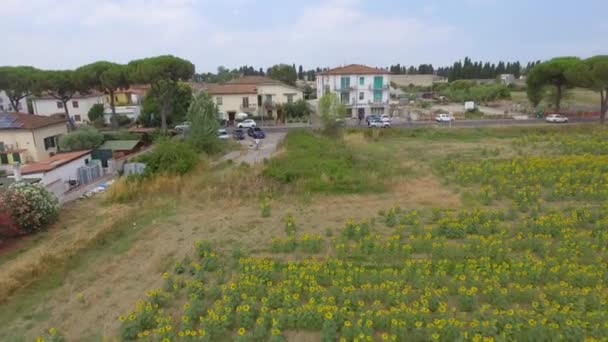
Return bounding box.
[212,93,258,114]
[32,96,104,123]
[257,84,303,105]
[103,105,141,124]
[0,130,35,162]
[30,123,69,161]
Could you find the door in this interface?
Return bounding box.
[228,111,236,124]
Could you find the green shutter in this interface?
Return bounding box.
[359,77,365,86]
[373,76,383,89]
[374,91,382,102]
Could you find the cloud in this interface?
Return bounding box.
[0,0,459,71]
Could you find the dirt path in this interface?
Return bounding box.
[220,132,286,165]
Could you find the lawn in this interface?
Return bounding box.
[3,125,608,341]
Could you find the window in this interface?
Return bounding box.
[216,97,223,105]
[115,96,119,102]
[44,136,57,150]
[265,95,272,103]
[374,91,382,102]
[74,115,82,122]
[359,92,364,100]
[12,153,21,163]
[359,77,365,86]
[72,100,79,108]
[242,97,249,107]
[340,76,350,90]
[0,105,4,111]
[0,154,8,165]
[0,97,3,103]
[57,101,64,109]
[286,94,294,104]
[340,92,349,104]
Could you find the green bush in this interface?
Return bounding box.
[115,114,132,127]
[0,182,59,235]
[439,81,511,103]
[88,103,105,122]
[58,125,104,151]
[282,99,311,118]
[137,139,198,176]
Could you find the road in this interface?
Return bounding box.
[258,117,597,133]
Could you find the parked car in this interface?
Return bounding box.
[546,114,568,123]
[233,129,245,140]
[365,115,381,124]
[248,127,266,139]
[174,121,191,132]
[380,114,392,124]
[237,119,257,128]
[217,129,230,140]
[369,119,390,128]
[435,113,455,122]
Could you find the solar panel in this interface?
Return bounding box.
[0,112,23,128]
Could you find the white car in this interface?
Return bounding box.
[237,119,257,128]
[369,119,391,128]
[174,121,191,132]
[217,129,230,140]
[435,113,455,122]
[546,114,568,123]
[380,114,392,123]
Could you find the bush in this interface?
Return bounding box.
[115,114,132,127]
[137,139,198,176]
[439,81,511,103]
[88,103,105,122]
[0,182,59,235]
[282,99,312,118]
[58,125,104,151]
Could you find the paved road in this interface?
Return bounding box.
[256,117,598,133]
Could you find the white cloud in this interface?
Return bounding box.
[0,0,460,71]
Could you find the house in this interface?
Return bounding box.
[206,76,303,122]
[499,74,516,86]
[391,75,448,88]
[102,85,150,124]
[15,150,103,199]
[0,112,67,169]
[31,92,104,124]
[96,140,142,160]
[316,64,392,119]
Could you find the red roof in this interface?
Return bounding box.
[205,83,257,95]
[0,112,67,130]
[227,76,281,85]
[317,64,390,75]
[34,91,104,100]
[21,150,92,174]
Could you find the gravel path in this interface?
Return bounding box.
[220,132,286,165]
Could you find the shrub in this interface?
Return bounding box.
[58,125,104,151]
[88,103,105,122]
[282,99,312,118]
[115,114,133,127]
[0,182,59,235]
[137,139,198,176]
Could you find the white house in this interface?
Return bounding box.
[15,150,101,199]
[316,64,391,119]
[31,92,104,124]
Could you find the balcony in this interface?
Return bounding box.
[334,85,354,92]
[368,100,388,106]
[240,104,258,112]
[368,84,390,91]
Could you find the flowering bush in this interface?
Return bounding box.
[0,182,59,235]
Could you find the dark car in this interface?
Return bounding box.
[233,129,245,140]
[365,115,380,124]
[248,127,266,139]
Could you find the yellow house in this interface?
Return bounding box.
[0,112,68,165]
[104,91,131,106]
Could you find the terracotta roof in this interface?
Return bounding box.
[0,112,67,130]
[317,64,390,75]
[227,76,281,85]
[21,150,92,175]
[205,83,257,95]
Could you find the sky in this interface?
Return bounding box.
[1,0,606,73]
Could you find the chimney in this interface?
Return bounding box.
[13,162,22,182]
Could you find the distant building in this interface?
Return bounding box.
[206,76,303,122]
[32,92,104,124]
[391,75,448,88]
[499,74,516,86]
[316,64,392,119]
[102,85,149,124]
[0,112,68,167]
[0,91,26,112]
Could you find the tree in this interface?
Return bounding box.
[303,84,314,100]
[127,55,195,132]
[78,61,129,127]
[566,56,608,124]
[317,92,346,136]
[36,69,88,130]
[526,57,580,112]
[88,103,105,123]
[298,65,304,80]
[58,125,104,151]
[267,64,297,86]
[0,66,40,112]
[187,91,221,154]
[139,82,193,127]
[283,99,312,118]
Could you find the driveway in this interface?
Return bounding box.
[220,132,286,165]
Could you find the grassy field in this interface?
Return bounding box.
[511,88,600,111]
[2,125,607,341]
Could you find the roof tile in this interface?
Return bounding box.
[318,64,390,75]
